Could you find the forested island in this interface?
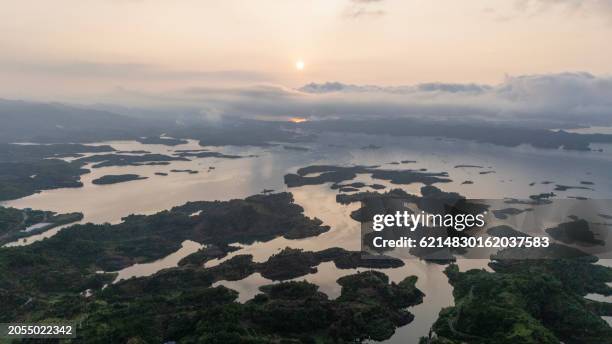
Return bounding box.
[0,141,242,201]
[0,192,427,343]
[91,174,148,185]
[425,254,612,344]
[1,180,611,343]
[81,270,424,343]
[284,165,451,188]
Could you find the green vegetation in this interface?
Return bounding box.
[339,186,487,264]
[0,193,329,322]
[283,145,310,151]
[0,191,424,343]
[186,119,312,147]
[179,247,404,281]
[546,218,605,246]
[0,143,115,161]
[491,208,532,220]
[487,225,531,238]
[177,244,240,266]
[74,153,188,168]
[0,137,254,201]
[0,206,83,245]
[0,159,89,201]
[170,169,199,174]
[136,136,188,146]
[426,254,612,344]
[0,142,232,200]
[0,143,115,201]
[91,174,148,185]
[298,118,612,151]
[284,165,451,188]
[74,270,423,343]
[174,151,243,159]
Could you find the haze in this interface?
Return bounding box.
[1,0,612,101]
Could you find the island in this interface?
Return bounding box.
[75,153,188,168]
[0,192,330,319]
[425,254,612,344]
[92,174,148,185]
[284,165,451,188]
[170,169,199,174]
[0,191,428,343]
[0,143,115,201]
[545,218,605,246]
[282,145,310,151]
[136,136,189,146]
[77,270,423,343]
[179,247,405,281]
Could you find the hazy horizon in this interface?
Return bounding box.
[2,0,612,100]
[2,3,612,343]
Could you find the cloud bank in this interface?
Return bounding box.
[101,72,612,128]
[2,60,271,82]
[344,0,386,18]
[488,0,612,21]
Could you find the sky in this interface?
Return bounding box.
[0,0,611,125]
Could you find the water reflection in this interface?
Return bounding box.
[2,134,612,342]
[4,222,83,247]
[112,240,203,283]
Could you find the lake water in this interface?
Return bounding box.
[23,222,52,232]
[112,240,204,283]
[3,133,612,343]
[560,126,612,135]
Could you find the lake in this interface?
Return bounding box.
[3,133,612,342]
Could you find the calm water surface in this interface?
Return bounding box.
[3,134,612,342]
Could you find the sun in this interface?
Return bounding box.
[295,60,305,71]
[289,117,307,123]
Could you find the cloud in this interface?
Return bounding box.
[344,7,386,18]
[102,72,612,127]
[298,82,492,94]
[1,60,272,82]
[343,0,386,19]
[490,0,612,21]
[515,0,586,11]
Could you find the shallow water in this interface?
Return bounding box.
[5,136,612,226]
[4,222,80,247]
[23,222,52,232]
[112,240,203,283]
[3,134,612,342]
[561,126,612,135]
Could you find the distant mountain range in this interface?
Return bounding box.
[2,97,612,151]
[0,99,165,143]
